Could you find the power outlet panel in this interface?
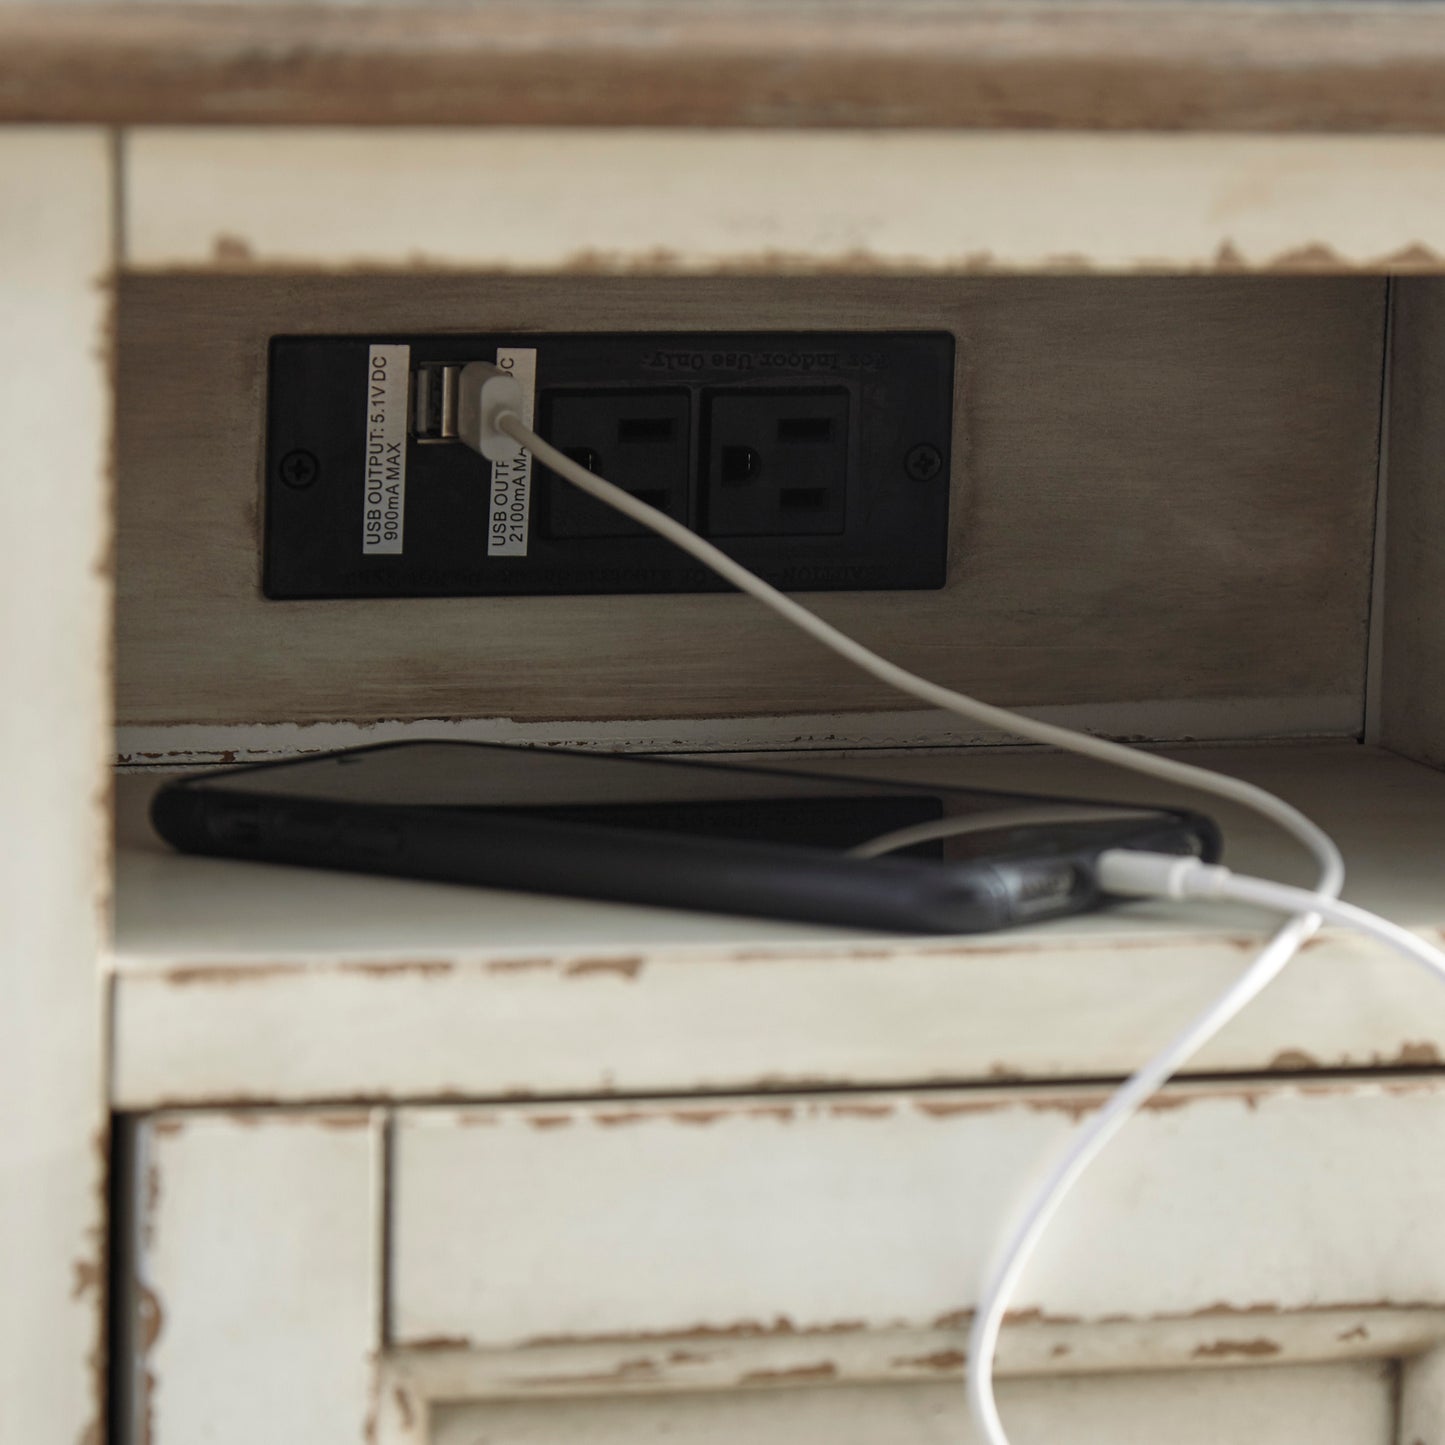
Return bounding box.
[263,332,953,599]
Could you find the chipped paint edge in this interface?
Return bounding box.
[113,696,1362,769]
[122,130,1445,280]
[380,1306,1445,1405]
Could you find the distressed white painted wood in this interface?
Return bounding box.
[24,72,1445,1445]
[382,1308,1441,1404]
[421,1363,1397,1445]
[124,130,1445,275]
[121,1110,383,1445]
[111,744,1445,1107]
[112,1094,1430,1445]
[0,128,113,1445]
[390,1078,1445,1350]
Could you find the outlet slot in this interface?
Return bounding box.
[781,486,829,511]
[777,417,833,443]
[617,417,675,443]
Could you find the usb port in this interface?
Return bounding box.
[413,363,460,443]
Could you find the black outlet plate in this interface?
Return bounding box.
[263,331,953,599]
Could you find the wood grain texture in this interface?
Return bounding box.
[1381,279,1445,770]
[9,2,1445,132]
[0,129,113,1445]
[111,744,1445,1109]
[115,274,1384,732]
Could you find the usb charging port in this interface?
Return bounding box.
[413,363,460,443]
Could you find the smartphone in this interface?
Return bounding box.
[150,741,1220,934]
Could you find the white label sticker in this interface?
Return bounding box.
[361,342,410,555]
[487,346,537,557]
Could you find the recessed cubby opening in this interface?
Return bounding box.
[105,268,1445,1103]
[115,272,1399,748]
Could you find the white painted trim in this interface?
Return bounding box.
[384,1310,1445,1399]
[388,1081,1445,1349]
[386,1356,1400,1445]
[130,1111,380,1445]
[0,127,114,1445]
[124,130,1445,275]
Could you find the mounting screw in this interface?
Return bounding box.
[904,444,944,482]
[279,449,320,489]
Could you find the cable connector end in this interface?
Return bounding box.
[456,362,525,462]
[1097,849,1231,901]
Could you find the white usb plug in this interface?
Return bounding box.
[1095,848,1220,900]
[456,361,525,461]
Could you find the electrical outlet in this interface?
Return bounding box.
[264,331,952,598]
[704,389,850,537]
[539,389,691,539]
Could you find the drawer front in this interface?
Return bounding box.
[121,1110,382,1445]
[390,1077,1445,1350]
[424,1362,1396,1445]
[121,1086,1445,1444]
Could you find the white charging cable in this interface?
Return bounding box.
[457,364,1341,886]
[860,828,1445,1445]
[1098,851,1445,981]
[846,806,1160,860]
[456,363,1353,1445]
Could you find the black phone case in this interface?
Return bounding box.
[150,743,1220,935]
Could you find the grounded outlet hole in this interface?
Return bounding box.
[563,447,602,472]
[721,445,762,484]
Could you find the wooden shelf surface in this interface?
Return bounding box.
[111,742,1445,1107]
